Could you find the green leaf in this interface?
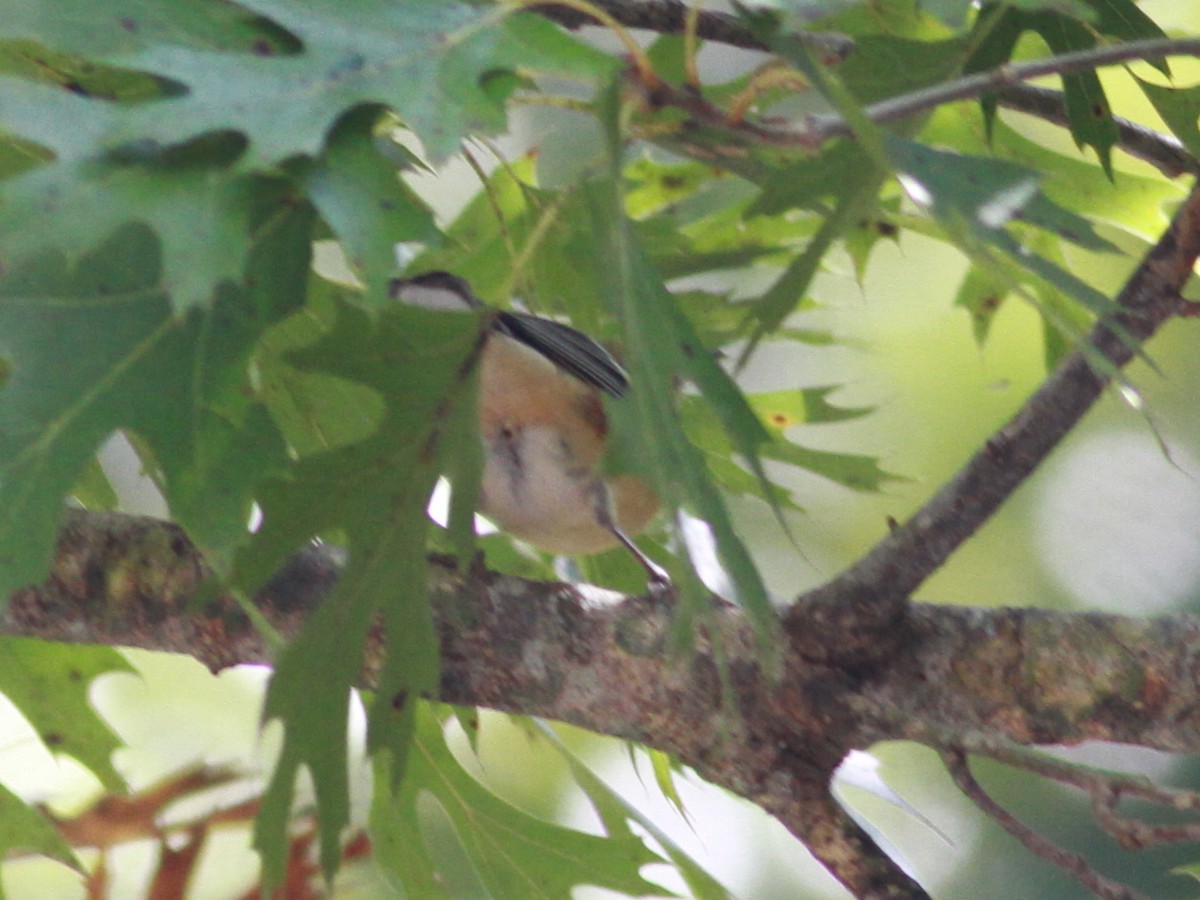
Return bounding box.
[0,39,171,101]
[0,781,80,877]
[294,107,440,302]
[751,388,876,427]
[536,722,730,900]
[763,440,904,494]
[966,1,1166,170]
[3,0,299,56]
[97,0,611,167]
[1172,861,1200,884]
[743,184,881,341]
[256,276,385,458]
[834,35,972,106]
[922,106,1184,242]
[882,134,1139,342]
[369,751,445,898]
[69,457,119,510]
[372,705,668,899]
[0,1,612,309]
[1029,15,1119,176]
[954,265,1009,347]
[240,299,485,884]
[584,166,775,643]
[0,79,264,312]
[0,639,133,791]
[1136,78,1200,161]
[0,184,308,598]
[1017,231,1099,370]
[885,136,1116,251]
[681,398,899,496]
[748,143,878,217]
[844,197,903,283]
[647,748,689,821]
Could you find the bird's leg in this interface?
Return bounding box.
[589,480,671,592]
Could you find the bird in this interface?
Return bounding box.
[388,270,666,584]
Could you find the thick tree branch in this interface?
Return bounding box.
[13,509,1200,894]
[786,180,1200,655]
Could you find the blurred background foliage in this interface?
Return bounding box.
[1,0,1200,896]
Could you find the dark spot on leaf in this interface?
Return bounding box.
[661,175,685,189]
[770,412,788,426]
[252,39,273,57]
[391,689,408,712]
[43,731,64,746]
[978,294,1001,314]
[64,81,90,97]
[1092,103,1107,119]
[875,221,897,237]
[67,669,82,682]
[119,17,138,32]
[680,342,695,358]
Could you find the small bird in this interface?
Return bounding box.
[388,271,665,583]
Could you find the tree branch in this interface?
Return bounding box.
[632,43,1200,170]
[534,2,1199,181]
[942,750,1146,900]
[529,0,851,60]
[785,180,1200,655]
[14,509,1200,894]
[797,37,1200,149]
[995,83,1200,179]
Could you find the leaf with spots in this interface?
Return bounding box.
[965,1,1166,173]
[0,639,133,791]
[0,0,611,310]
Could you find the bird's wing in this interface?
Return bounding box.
[496,311,628,399]
[391,271,628,398]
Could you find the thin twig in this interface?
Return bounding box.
[1091,784,1200,849]
[800,37,1200,148]
[942,750,1147,900]
[980,742,1200,812]
[787,181,1200,652]
[995,84,1200,179]
[973,743,1200,849]
[529,2,1199,179]
[666,37,1200,156]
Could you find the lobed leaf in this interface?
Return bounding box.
[0,639,133,791]
[371,706,669,899]
[240,298,485,883]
